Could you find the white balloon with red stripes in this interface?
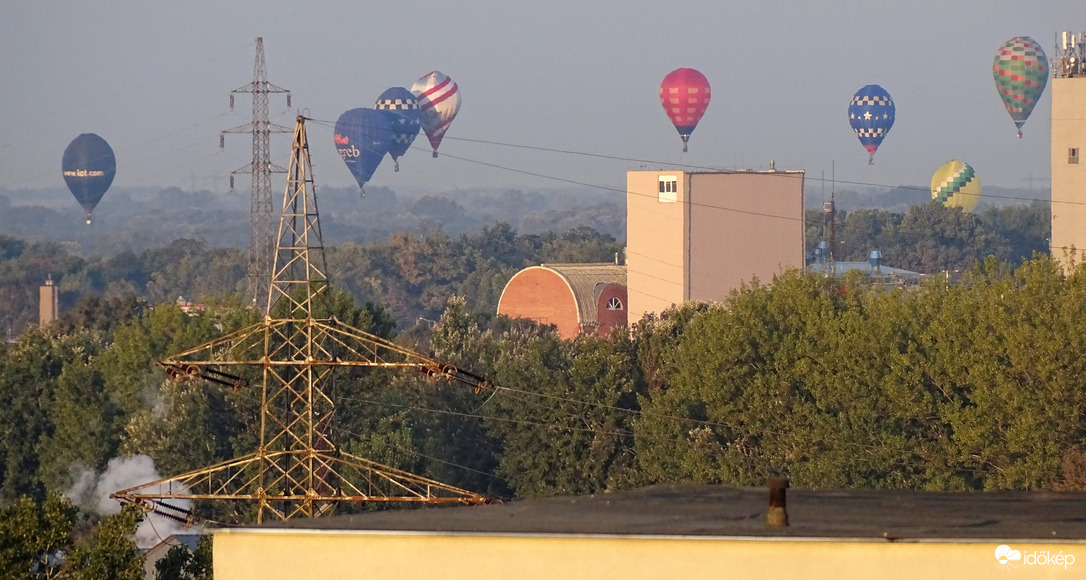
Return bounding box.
[411,70,461,157]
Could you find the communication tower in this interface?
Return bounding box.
[1055,31,1086,78]
[221,37,292,311]
[113,116,490,523]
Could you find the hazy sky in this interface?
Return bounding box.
[1,1,1079,199]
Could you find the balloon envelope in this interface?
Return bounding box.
[993,36,1048,138]
[61,133,116,224]
[374,87,421,164]
[411,71,461,157]
[334,108,392,189]
[848,85,895,163]
[931,160,981,213]
[659,68,711,151]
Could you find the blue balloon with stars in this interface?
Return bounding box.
[848,84,895,164]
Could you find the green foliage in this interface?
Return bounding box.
[0,329,111,501]
[36,341,121,493]
[154,536,212,580]
[0,491,77,580]
[481,326,639,498]
[806,202,1049,273]
[634,260,1086,491]
[63,505,145,580]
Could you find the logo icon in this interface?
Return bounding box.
[334,134,350,145]
[995,545,1022,567]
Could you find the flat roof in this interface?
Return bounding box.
[253,484,1086,541]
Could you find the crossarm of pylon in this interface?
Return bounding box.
[159,320,269,363]
[331,450,487,503]
[111,452,272,502]
[232,81,290,94]
[111,450,489,507]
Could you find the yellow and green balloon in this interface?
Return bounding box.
[931,160,981,213]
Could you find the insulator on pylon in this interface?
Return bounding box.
[202,367,244,389]
[287,94,291,108]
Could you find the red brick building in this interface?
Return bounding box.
[496,263,627,339]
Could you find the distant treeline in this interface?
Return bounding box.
[0,184,625,255]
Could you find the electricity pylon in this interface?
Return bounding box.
[221,37,292,312]
[113,116,490,524]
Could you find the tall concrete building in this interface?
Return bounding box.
[1050,31,1086,268]
[626,169,805,322]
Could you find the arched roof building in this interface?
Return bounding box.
[496,263,627,340]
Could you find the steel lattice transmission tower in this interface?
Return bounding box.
[112,116,490,524]
[221,37,292,310]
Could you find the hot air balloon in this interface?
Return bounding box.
[411,71,460,158]
[659,68,711,152]
[61,133,116,225]
[931,160,981,213]
[374,87,421,172]
[334,108,392,194]
[848,85,895,164]
[993,36,1049,138]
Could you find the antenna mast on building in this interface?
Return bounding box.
[1055,31,1086,78]
[113,116,490,524]
[823,163,837,278]
[221,37,292,311]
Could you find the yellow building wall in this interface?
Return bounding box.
[214,529,1084,580]
[1050,76,1086,268]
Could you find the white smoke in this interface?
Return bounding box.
[65,455,202,550]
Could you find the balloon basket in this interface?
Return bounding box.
[1017,131,1023,139]
[394,161,400,172]
[359,187,366,199]
[432,151,439,158]
[682,144,688,153]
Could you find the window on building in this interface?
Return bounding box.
[658,176,678,203]
[1071,148,1080,164]
[606,297,623,310]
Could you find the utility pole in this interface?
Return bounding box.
[221,37,292,312]
[112,117,491,524]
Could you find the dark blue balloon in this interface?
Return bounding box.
[374,87,420,169]
[847,85,895,164]
[61,133,116,224]
[334,108,392,189]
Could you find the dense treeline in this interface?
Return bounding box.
[805,200,1050,273]
[0,223,624,336]
[1,201,1051,338]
